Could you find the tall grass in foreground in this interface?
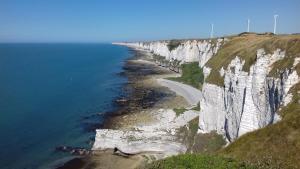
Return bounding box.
[145,154,256,169]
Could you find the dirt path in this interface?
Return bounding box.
[157,79,202,106]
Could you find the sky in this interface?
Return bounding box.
[0,0,299,42]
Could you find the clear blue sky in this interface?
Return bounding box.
[0,0,299,42]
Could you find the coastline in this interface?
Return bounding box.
[102,48,188,129]
[57,46,192,169]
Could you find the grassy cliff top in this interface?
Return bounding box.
[205,33,300,86]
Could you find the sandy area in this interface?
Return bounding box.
[57,49,193,169]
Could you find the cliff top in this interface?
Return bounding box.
[205,33,300,86]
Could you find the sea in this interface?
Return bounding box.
[0,43,131,169]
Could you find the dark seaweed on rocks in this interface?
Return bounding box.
[101,49,174,128]
[56,158,86,169]
[57,48,174,169]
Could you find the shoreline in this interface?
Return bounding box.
[57,46,197,169]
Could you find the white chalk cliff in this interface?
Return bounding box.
[93,109,199,157]
[119,38,224,66]
[115,38,300,142]
[199,49,299,141]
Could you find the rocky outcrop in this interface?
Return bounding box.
[56,146,91,156]
[92,109,199,158]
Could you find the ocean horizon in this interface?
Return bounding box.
[0,43,131,169]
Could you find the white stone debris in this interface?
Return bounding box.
[203,66,211,79]
[219,67,225,77]
[293,57,300,67]
[92,109,199,158]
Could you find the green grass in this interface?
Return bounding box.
[188,118,199,136]
[220,83,300,169]
[177,117,199,153]
[145,154,256,169]
[191,131,226,154]
[269,57,300,79]
[187,118,199,151]
[205,34,300,86]
[191,102,200,111]
[168,62,204,89]
[167,40,181,51]
[173,107,188,116]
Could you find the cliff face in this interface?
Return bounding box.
[126,39,224,66]
[120,34,300,142]
[200,49,299,141]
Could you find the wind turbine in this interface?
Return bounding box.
[247,19,250,32]
[210,23,214,39]
[273,14,279,34]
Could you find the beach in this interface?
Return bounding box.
[56,47,202,169]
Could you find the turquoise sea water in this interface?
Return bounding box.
[0,44,130,169]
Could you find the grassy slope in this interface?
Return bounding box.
[205,34,300,86]
[192,132,226,154]
[221,83,300,169]
[146,118,229,169]
[173,103,200,116]
[168,62,204,89]
[173,107,188,116]
[147,120,242,169]
[145,154,256,169]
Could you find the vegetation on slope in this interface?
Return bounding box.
[221,82,300,169]
[191,102,200,111]
[147,119,234,169]
[205,34,300,86]
[153,54,167,66]
[268,36,300,77]
[145,154,255,169]
[173,107,188,116]
[168,62,204,89]
[192,131,226,154]
[270,54,300,78]
[185,117,200,152]
[152,54,181,72]
[145,115,230,169]
[167,40,181,51]
[175,115,226,154]
[173,102,200,117]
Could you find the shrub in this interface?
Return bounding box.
[167,40,181,51]
[191,102,200,111]
[168,62,204,89]
[173,107,188,116]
